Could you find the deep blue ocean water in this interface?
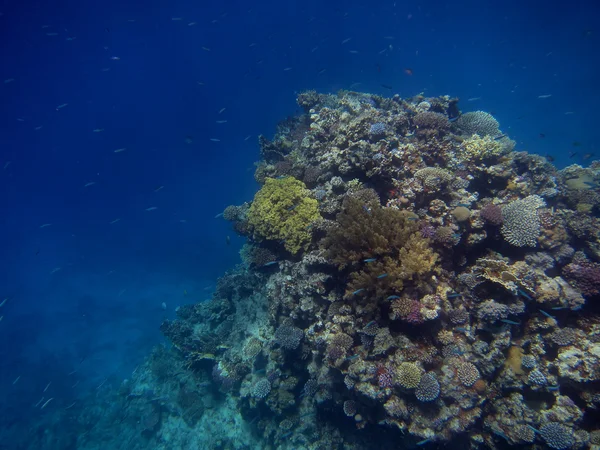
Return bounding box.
[0,0,598,448]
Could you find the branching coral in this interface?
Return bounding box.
[321,196,419,269]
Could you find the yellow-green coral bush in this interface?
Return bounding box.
[459,134,504,161]
[247,177,320,254]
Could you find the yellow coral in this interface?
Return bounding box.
[460,134,503,161]
[398,234,438,278]
[247,177,320,254]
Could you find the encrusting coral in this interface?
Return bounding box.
[151,90,600,449]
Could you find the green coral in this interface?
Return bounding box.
[247,177,320,254]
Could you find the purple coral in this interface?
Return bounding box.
[563,261,600,297]
[480,204,503,226]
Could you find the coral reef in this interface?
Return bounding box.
[155,90,600,449]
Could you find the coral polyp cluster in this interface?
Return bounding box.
[162,90,600,448]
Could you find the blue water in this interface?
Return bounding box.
[0,0,598,448]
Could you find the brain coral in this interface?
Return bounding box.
[501,195,546,247]
[247,177,320,254]
[540,422,574,450]
[415,372,440,402]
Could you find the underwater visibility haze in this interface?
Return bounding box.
[1,0,600,448]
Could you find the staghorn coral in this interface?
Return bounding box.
[322,196,419,269]
[459,134,505,161]
[412,111,450,138]
[415,372,440,402]
[274,323,304,350]
[394,362,423,389]
[540,423,575,450]
[246,176,320,254]
[501,195,546,247]
[454,111,500,137]
[414,167,454,190]
[456,362,480,387]
[252,379,272,399]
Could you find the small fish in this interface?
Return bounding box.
[93,128,104,133]
[287,204,298,211]
[547,385,560,391]
[46,32,58,36]
[84,182,96,187]
[348,50,359,54]
[365,320,377,328]
[569,151,578,159]
[500,319,520,325]
[467,97,481,102]
[3,161,11,169]
[0,298,8,307]
[40,398,54,409]
[352,288,365,295]
[362,205,371,214]
[56,103,68,110]
[35,126,43,130]
[527,425,540,434]
[346,354,359,360]
[317,68,326,74]
[447,293,462,298]
[455,327,469,333]
[50,267,61,274]
[154,185,164,192]
[456,203,470,207]
[416,439,432,446]
[145,206,158,211]
[283,67,292,71]
[407,217,419,221]
[109,218,120,224]
[4,78,15,83]
[381,84,393,90]
[214,212,223,219]
[263,261,278,267]
[539,133,546,138]
[215,120,227,124]
[110,56,120,60]
[244,135,251,141]
[387,295,400,300]
[493,134,506,141]
[583,181,598,187]
[113,148,126,153]
[363,258,377,263]
[404,68,413,76]
[518,289,532,301]
[210,138,221,142]
[376,273,388,279]
[583,153,596,161]
[551,306,567,310]
[40,223,52,228]
[537,94,552,99]
[188,22,196,26]
[12,376,20,385]
[540,309,556,320]
[341,38,351,44]
[171,17,183,21]
[201,47,211,51]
